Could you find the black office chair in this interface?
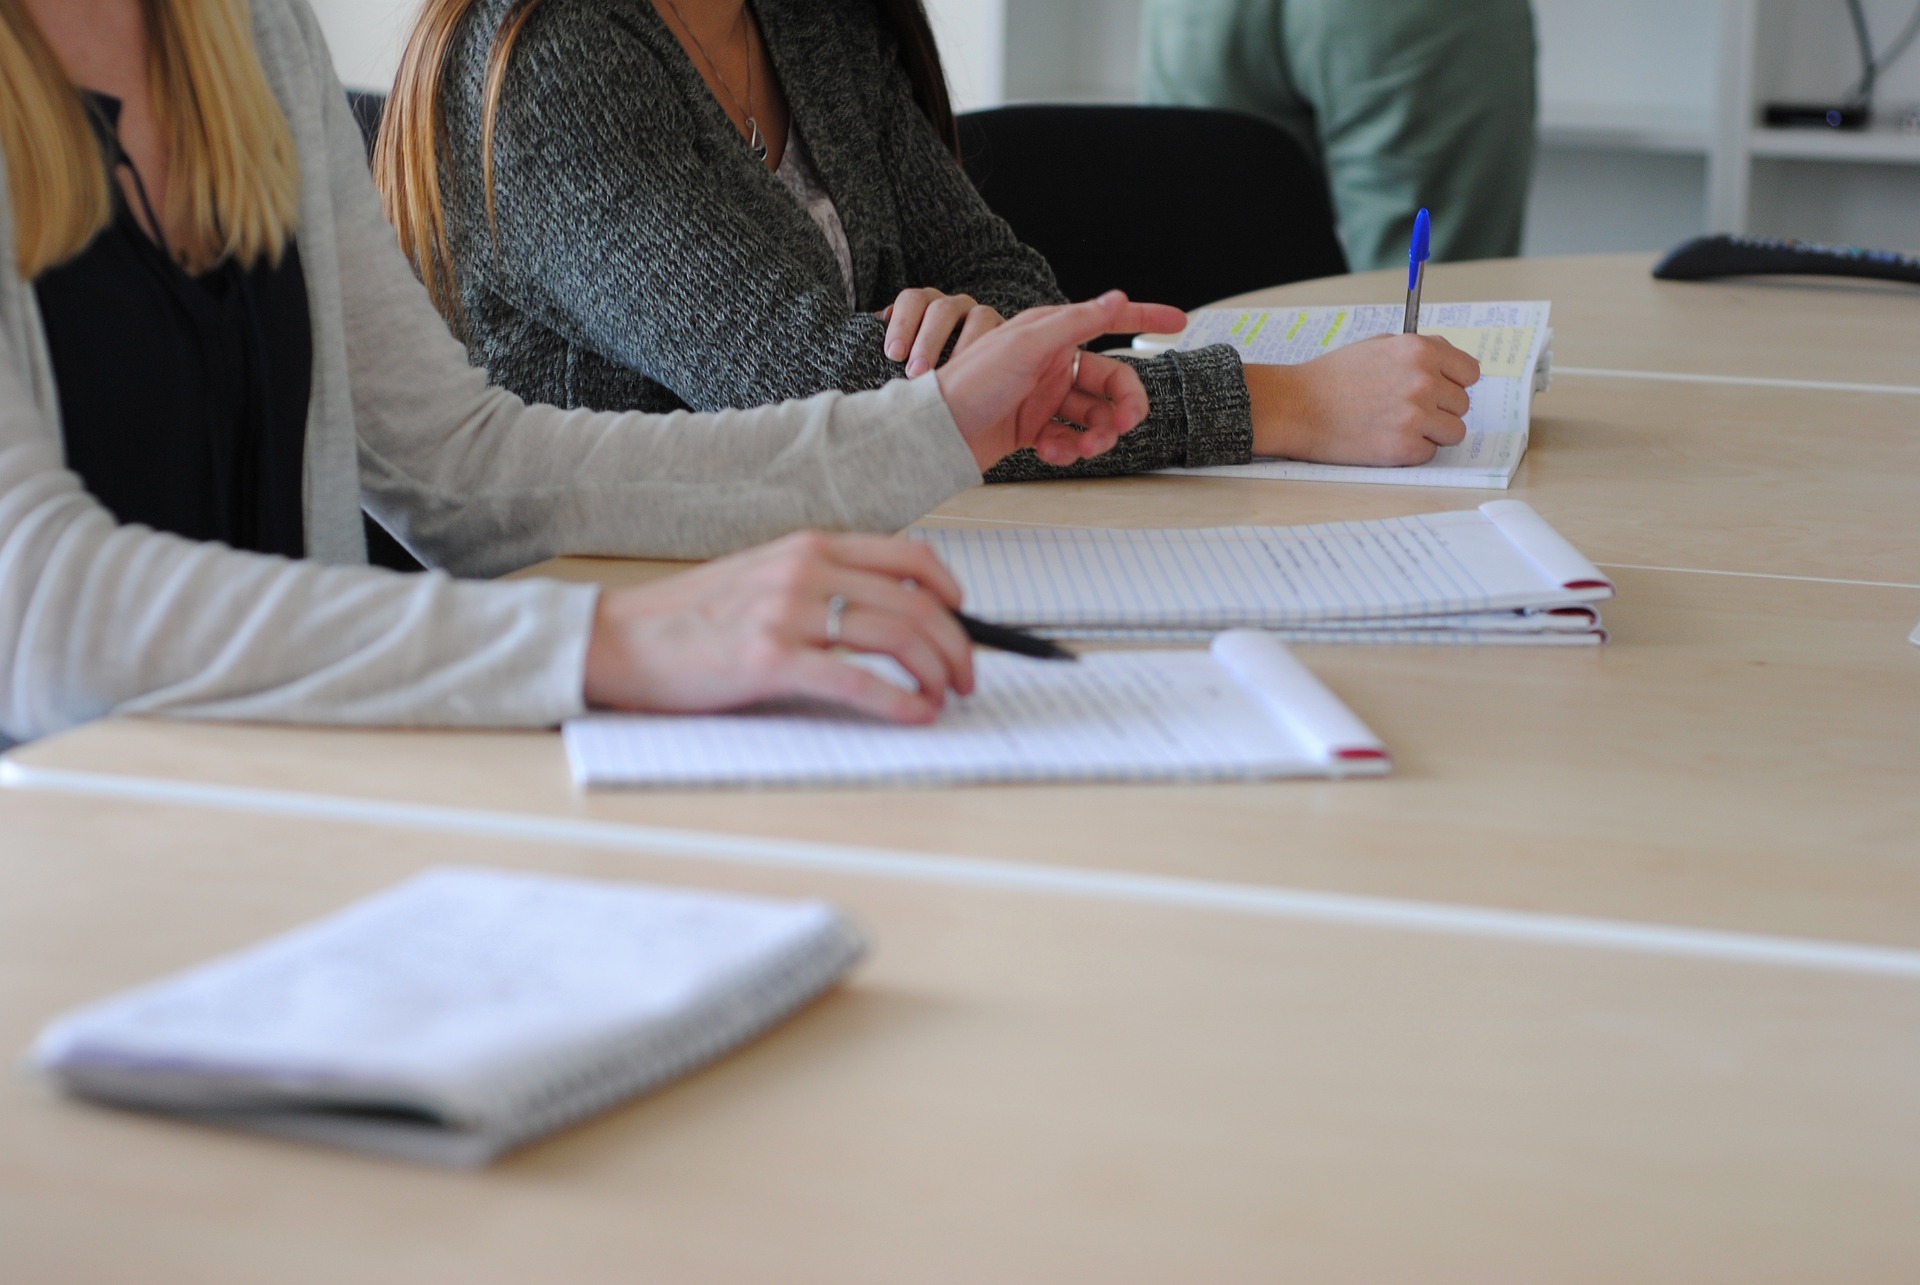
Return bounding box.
[957,106,1346,319]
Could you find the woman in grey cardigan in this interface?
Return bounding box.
[0,0,1172,742]
[388,0,1481,478]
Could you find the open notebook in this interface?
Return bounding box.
[30,868,864,1168]
[910,501,1611,643]
[564,631,1388,789]
[1138,300,1552,489]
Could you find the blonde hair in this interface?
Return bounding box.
[0,0,300,279]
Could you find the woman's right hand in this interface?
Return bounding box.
[582,531,973,724]
[934,290,1188,471]
[1244,335,1482,466]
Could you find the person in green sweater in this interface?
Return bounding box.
[1140,0,1538,271]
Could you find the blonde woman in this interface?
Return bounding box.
[0,0,1178,741]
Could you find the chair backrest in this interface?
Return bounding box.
[339,88,424,572]
[957,105,1346,313]
[346,89,388,163]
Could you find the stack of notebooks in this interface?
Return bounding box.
[563,503,1609,792]
[31,867,864,1167]
[910,501,1613,647]
[1136,300,1553,489]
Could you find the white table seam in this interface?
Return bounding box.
[1592,563,1920,590]
[7,760,1920,981]
[1556,366,1920,396]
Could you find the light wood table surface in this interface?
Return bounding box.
[5,790,1917,1283]
[9,565,1917,951]
[1191,251,1920,389]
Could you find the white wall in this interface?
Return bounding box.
[925,0,1006,111]
[310,0,1013,102]
[310,0,414,90]
[1005,0,1138,103]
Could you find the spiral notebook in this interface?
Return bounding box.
[30,868,864,1167]
[1137,300,1552,489]
[563,631,1389,789]
[909,501,1611,643]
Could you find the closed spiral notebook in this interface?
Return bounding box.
[29,868,864,1167]
[908,501,1612,643]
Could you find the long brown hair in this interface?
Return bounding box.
[0,0,299,278]
[875,0,958,157]
[377,0,957,330]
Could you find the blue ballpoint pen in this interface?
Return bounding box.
[1403,207,1431,334]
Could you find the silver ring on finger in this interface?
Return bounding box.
[1070,348,1082,384]
[824,594,847,646]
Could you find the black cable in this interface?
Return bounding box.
[1843,0,1920,108]
[1844,0,1877,107]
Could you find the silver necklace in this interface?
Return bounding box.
[661,0,768,163]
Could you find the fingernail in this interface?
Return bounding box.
[906,358,927,377]
[886,344,903,361]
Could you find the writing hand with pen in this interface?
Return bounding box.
[1243,207,1483,467]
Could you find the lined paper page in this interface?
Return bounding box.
[1160,301,1550,489]
[564,637,1386,789]
[911,503,1611,632]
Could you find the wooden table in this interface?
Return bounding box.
[4,253,1918,1275]
[5,790,1917,1282]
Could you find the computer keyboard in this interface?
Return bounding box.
[1652,234,1920,285]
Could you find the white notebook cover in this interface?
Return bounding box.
[563,631,1388,789]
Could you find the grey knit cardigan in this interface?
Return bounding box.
[438,0,1255,480]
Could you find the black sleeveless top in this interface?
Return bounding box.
[33,93,313,558]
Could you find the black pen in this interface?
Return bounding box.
[955,612,1077,661]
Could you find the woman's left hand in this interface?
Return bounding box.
[880,288,1006,377]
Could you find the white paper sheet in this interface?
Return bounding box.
[563,632,1387,789]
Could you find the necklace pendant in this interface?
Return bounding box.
[746,117,768,163]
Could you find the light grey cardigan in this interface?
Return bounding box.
[0,0,981,743]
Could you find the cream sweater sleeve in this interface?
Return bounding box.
[0,325,602,740]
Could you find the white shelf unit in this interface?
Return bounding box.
[1537,0,1920,249]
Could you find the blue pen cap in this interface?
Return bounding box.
[1408,208,1431,289]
